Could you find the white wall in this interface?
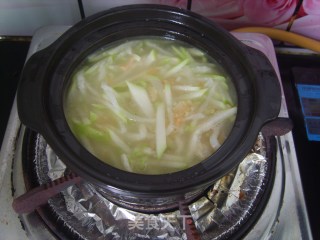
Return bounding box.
[81,0,158,17]
[0,0,167,36]
[0,0,80,35]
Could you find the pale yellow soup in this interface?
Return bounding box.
[64,38,237,174]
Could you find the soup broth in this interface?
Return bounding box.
[64,37,237,174]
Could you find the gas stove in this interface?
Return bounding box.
[0,26,312,239]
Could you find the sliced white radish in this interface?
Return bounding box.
[197,107,237,134]
[164,83,174,135]
[177,88,207,101]
[156,103,167,159]
[127,81,154,118]
[145,49,156,64]
[108,130,130,153]
[121,154,133,172]
[165,59,189,76]
[173,85,201,91]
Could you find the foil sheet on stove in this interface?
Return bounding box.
[33,133,268,240]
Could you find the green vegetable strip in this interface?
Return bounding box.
[108,129,131,153]
[89,112,98,122]
[187,107,237,157]
[76,73,86,93]
[165,59,189,76]
[121,154,132,172]
[156,103,167,159]
[188,48,205,57]
[127,81,154,117]
[144,41,174,56]
[108,41,136,55]
[197,107,237,134]
[173,85,201,91]
[164,84,174,135]
[101,84,120,107]
[145,49,156,64]
[185,113,205,121]
[147,160,187,169]
[103,102,154,123]
[209,123,223,150]
[197,82,218,113]
[126,124,148,141]
[121,109,155,123]
[71,122,110,143]
[101,102,125,123]
[172,46,185,60]
[177,88,208,100]
[101,85,124,111]
[97,62,106,81]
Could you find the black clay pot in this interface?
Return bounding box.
[17,4,281,209]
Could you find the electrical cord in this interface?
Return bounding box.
[232,27,320,53]
[187,0,192,10]
[77,0,85,20]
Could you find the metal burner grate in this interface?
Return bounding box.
[20,128,276,240]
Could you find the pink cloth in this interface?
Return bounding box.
[160,0,320,40]
[241,0,297,25]
[302,0,320,15]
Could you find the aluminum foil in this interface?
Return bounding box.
[33,133,268,240]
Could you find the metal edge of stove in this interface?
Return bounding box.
[275,47,319,56]
[0,26,70,191]
[0,25,313,240]
[273,46,317,239]
[14,125,57,239]
[0,26,71,240]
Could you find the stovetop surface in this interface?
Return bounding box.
[276,52,320,240]
[0,38,30,147]
[0,29,318,239]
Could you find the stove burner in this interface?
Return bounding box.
[98,187,206,214]
[19,128,276,240]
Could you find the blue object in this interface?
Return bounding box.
[296,84,320,141]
